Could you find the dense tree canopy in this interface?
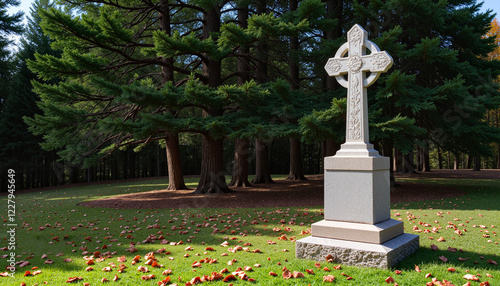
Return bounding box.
[300,0,500,176]
[0,0,497,191]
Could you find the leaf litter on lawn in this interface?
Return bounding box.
[1,176,499,285]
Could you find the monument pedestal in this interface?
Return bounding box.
[296,154,419,268]
[323,154,390,224]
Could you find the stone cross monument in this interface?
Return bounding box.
[296,24,419,268]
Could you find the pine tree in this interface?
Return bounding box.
[364,0,500,170]
[26,0,196,190]
[229,0,252,187]
[0,0,23,191]
[0,0,23,113]
[221,0,328,183]
[282,0,333,180]
[27,0,319,193]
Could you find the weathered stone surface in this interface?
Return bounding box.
[296,234,419,269]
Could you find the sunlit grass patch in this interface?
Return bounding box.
[0,175,498,285]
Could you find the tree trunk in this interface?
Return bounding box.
[100,160,104,180]
[28,166,34,188]
[194,135,231,193]
[156,144,161,176]
[424,148,430,171]
[416,146,422,171]
[446,151,451,169]
[321,1,344,151]
[165,133,188,190]
[192,4,229,194]
[403,153,416,174]
[394,147,403,172]
[285,1,304,181]
[111,158,118,180]
[497,143,500,169]
[473,156,481,171]
[287,137,306,180]
[252,138,274,184]
[87,166,95,182]
[70,166,79,183]
[237,4,250,85]
[422,143,431,172]
[289,0,299,90]
[202,7,222,87]
[42,153,49,187]
[255,0,268,84]
[437,146,443,169]
[323,138,340,157]
[229,5,252,188]
[251,2,271,184]
[382,140,397,187]
[159,1,187,190]
[129,150,136,178]
[123,151,128,179]
[230,139,252,187]
[18,167,25,190]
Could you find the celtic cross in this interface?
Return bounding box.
[325,24,393,157]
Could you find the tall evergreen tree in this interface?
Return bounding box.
[229,0,252,187]
[27,0,319,193]
[0,0,23,191]
[366,0,500,169]
[0,0,23,113]
[4,0,62,188]
[26,0,195,190]
[281,0,333,180]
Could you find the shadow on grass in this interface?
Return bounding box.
[395,178,500,211]
[397,246,499,272]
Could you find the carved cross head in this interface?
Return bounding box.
[324,24,393,146]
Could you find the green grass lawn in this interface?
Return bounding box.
[0,175,498,285]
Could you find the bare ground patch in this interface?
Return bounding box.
[76,169,496,209]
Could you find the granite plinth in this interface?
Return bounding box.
[296,233,419,269]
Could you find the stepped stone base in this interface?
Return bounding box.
[295,233,419,269]
[312,219,403,244]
